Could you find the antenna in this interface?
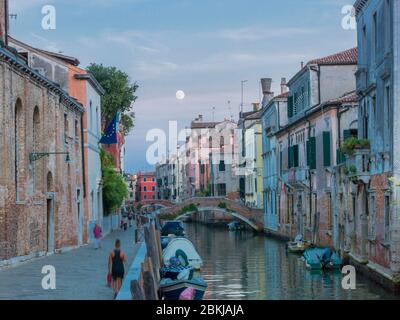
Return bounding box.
[228,100,233,122]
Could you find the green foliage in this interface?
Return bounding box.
[179,204,198,215]
[100,149,128,215]
[340,137,370,155]
[86,63,138,136]
[218,202,227,209]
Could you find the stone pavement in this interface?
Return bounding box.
[0,226,140,300]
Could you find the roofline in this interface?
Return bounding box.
[74,73,106,96]
[0,45,84,114]
[8,36,80,66]
[275,99,358,137]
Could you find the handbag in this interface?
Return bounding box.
[107,272,112,287]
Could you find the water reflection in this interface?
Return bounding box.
[184,223,399,300]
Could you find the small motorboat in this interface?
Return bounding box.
[161,221,186,237]
[227,221,245,231]
[160,265,194,280]
[163,238,203,270]
[303,247,342,270]
[287,234,312,254]
[159,277,208,300]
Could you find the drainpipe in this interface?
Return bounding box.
[307,120,312,242]
[81,116,86,199]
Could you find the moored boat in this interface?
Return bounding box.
[159,277,208,300]
[163,238,203,270]
[303,247,342,270]
[227,221,245,231]
[287,234,312,253]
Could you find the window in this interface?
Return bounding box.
[95,106,99,134]
[152,186,155,191]
[75,119,79,140]
[15,99,24,201]
[219,161,226,172]
[323,131,331,167]
[144,178,147,182]
[144,186,147,192]
[33,107,40,190]
[373,12,378,63]
[64,113,69,143]
[152,178,155,182]
[144,195,147,200]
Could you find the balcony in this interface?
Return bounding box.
[345,148,371,184]
[282,167,309,189]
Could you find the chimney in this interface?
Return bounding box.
[0,0,9,46]
[280,77,288,94]
[261,78,274,106]
[252,103,260,111]
[301,61,304,69]
[198,114,203,122]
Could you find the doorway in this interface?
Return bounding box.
[77,189,83,246]
[46,196,55,253]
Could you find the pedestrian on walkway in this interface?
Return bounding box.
[128,210,133,228]
[93,223,102,249]
[108,239,127,299]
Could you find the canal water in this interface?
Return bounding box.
[184,222,400,300]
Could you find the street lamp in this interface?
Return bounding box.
[29,152,71,163]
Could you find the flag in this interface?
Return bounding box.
[100,114,119,145]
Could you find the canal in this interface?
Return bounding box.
[184,222,400,300]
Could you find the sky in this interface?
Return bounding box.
[9,0,357,173]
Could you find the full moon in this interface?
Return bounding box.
[176,90,185,100]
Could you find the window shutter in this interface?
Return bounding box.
[288,96,293,118]
[288,146,294,168]
[323,131,331,167]
[293,145,299,168]
[337,149,346,165]
[309,137,316,170]
[306,140,310,166]
[343,129,352,141]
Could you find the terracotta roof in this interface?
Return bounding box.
[191,122,219,129]
[308,47,358,66]
[245,110,262,120]
[273,92,290,99]
[324,91,359,105]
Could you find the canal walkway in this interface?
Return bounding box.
[0,226,140,300]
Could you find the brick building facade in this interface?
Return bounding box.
[0,0,84,264]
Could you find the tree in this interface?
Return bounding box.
[86,63,138,136]
[101,149,129,215]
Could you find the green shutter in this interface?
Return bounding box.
[293,145,299,168]
[323,131,331,167]
[288,146,294,168]
[306,140,310,166]
[337,149,346,165]
[309,137,316,170]
[287,96,293,118]
[343,130,352,141]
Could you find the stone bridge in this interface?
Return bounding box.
[158,197,264,232]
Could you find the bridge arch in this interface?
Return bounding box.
[159,197,264,232]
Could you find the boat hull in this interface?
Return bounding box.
[160,279,207,300]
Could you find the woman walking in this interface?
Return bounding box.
[108,239,127,299]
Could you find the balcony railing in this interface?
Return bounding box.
[346,148,371,184]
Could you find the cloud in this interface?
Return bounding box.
[211,25,318,41]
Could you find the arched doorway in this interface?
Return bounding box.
[46,172,55,253]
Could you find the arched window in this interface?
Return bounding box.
[33,106,40,190]
[15,99,24,201]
